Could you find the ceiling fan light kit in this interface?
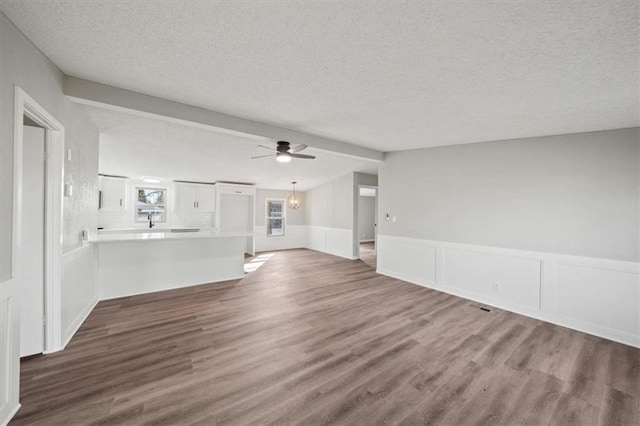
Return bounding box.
[277,152,292,162]
[287,181,302,210]
[251,141,316,162]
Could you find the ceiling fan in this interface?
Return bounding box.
[251,141,316,163]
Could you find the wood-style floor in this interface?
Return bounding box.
[11,249,639,425]
[359,241,376,269]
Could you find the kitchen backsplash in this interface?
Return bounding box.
[98,209,215,229]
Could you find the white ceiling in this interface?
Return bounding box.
[88,106,377,191]
[1,1,638,151]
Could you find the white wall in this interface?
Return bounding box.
[305,173,354,229]
[377,128,640,347]
[0,12,99,423]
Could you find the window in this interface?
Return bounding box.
[136,187,167,222]
[266,199,285,236]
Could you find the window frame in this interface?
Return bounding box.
[265,198,286,237]
[135,186,168,223]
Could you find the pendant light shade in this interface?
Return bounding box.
[287,181,301,210]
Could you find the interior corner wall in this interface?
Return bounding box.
[304,173,356,258]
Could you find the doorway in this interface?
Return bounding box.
[357,185,378,268]
[12,87,66,354]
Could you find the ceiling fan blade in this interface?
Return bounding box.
[290,144,308,153]
[290,153,316,159]
[257,144,276,151]
[251,154,274,159]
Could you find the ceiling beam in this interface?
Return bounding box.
[64,76,384,162]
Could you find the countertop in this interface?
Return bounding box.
[92,229,254,243]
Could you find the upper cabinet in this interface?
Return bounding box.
[174,182,216,213]
[99,175,127,211]
[196,185,217,212]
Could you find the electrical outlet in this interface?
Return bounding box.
[492,281,500,292]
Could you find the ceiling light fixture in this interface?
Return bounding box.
[287,181,301,210]
[276,152,292,163]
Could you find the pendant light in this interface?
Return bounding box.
[287,181,301,210]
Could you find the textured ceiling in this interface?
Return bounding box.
[87,106,378,191]
[1,1,638,151]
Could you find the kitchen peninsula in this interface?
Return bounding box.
[94,229,251,300]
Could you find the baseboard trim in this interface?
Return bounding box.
[1,403,21,426]
[376,267,431,288]
[59,298,98,352]
[307,247,358,260]
[99,274,246,301]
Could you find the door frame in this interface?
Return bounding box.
[12,86,65,354]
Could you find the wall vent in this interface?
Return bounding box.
[470,303,492,312]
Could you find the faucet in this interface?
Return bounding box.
[147,213,155,228]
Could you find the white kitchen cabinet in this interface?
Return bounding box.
[99,175,127,211]
[196,185,217,212]
[174,183,198,212]
[174,182,216,213]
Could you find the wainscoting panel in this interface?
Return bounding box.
[254,225,307,252]
[307,226,325,253]
[61,244,98,349]
[377,236,436,285]
[556,263,639,339]
[0,279,20,426]
[306,226,355,259]
[443,248,541,311]
[377,234,640,348]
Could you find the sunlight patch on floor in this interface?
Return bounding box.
[244,253,275,273]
